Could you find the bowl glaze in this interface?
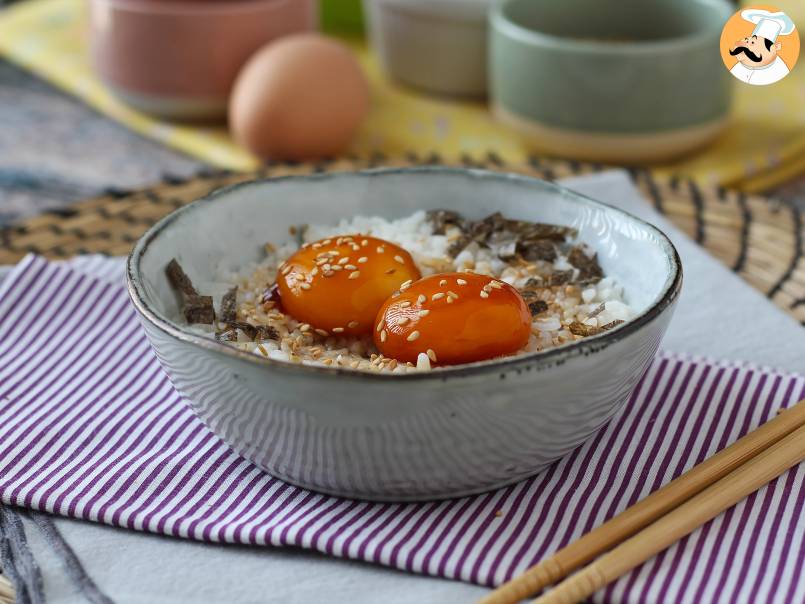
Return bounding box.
[127,168,682,500]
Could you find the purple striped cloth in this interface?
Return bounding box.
[1,255,804,603]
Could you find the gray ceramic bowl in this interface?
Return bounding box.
[490,0,734,163]
[127,168,682,501]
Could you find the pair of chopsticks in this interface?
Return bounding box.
[480,398,805,604]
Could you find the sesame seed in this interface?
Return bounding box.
[398,316,410,325]
[332,327,344,333]
[345,264,357,270]
[400,279,413,290]
[376,320,384,332]
[257,344,268,356]
[311,267,318,276]
[338,257,349,265]
[439,279,447,287]
[358,257,368,263]
[348,271,361,280]
[281,265,292,275]
[457,278,467,285]
[377,246,385,253]
[407,331,420,342]
[331,265,343,271]
[394,255,405,264]
[399,301,411,308]
[348,321,359,328]
[385,268,396,275]
[489,281,504,289]
[315,328,329,336]
[322,239,331,245]
[483,284,492,292]
[312,243,322,249]
[329,250,340,256]
[362,239,368,246]
[300,324,310,332]
[418,309,430,317]
[427,349,437,362]
[432,293,445,301]
[380,329,387,342]
[324,271,335,277]
[300,283,311,290]
[480,291,489,299]
[417,294,426,304]
[446,297,454,304]
[322,263,331,271]
[447,291,458,299]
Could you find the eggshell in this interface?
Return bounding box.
[229,33,369,161]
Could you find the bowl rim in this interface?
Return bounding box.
[490,0,733,55]
[126,166,682,382]
[90,0,301,17]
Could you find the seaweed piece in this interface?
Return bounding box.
[518,240,557,262]
[220,287,238,323]
[261,282,283,309]
[257,325,280,341]
[567,246,603,283]
[586,302,606,320]
[568,319,624,337]
[165,259,214,324]
[215,329,237,342]
[446,235,471,258]
[225,321,280,342]
[426,209,465,235]
[528,300,549,316]
[165,259,198,296]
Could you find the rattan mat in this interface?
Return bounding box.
[1,155,802,324]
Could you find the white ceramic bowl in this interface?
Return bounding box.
[363,0,491,96]
[127,168,681,500]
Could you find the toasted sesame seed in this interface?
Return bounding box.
[348,271,361,280]
[483,283,492,292]
[324,271,335,277]
[344,264,357,270]
[376,320,384,332]
[380,329,387,342]
[446,297,453,304]
[480,291,489,298]
[417,294,427,304]
[385,268,396,275]
[300,283,311,290]
[439,279,447,287]
[489,281,504,289]
[322,239,331,245]
[400,279,413,290]
[418,309,430,317]
[427,349,437,362]
[348,321,359,328]
[300,323,310,332]
[391,292,400,298]
[447,291,458,299]
[315,328,329,336]
[257,344,268,356]
[361,239,369,246]
[398,316,410,325]
[399,301,411,308]
[377,246,385,253]
[338,257,349,265]
[332,327,345,333]
[394,255,405,264]
[407,331,420,342]
[312,243,322,249]
[328,250,340,256]
[432,293,445,301]
[311,267,318,276]
[457,278,467,285]
[358,256,368,263]
[331,265,343,271]
[281,265,292,275]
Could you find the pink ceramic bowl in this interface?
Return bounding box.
[88,0,316,120]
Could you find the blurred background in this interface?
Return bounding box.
[0,0,803,225]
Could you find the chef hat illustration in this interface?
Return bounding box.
[741,8,796,43]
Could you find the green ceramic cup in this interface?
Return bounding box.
[490,0,734,163]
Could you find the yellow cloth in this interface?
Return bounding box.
[1,0,803,191]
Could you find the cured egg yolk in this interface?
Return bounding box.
[373,273,531,365]
[278,235,421,336]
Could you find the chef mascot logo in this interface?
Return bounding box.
[720,6,798,86]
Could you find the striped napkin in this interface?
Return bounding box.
[1,255,804,603]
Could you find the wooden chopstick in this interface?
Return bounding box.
[0,574,15,604]
[534,420,805,603]
[480,399,805,604]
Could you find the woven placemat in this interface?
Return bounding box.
[1,155,802,324]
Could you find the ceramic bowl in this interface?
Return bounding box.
[127,168,682,501]
[88,0,316,120]
[490,0,734,163]
[364,0,491,96]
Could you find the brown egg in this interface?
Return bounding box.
[229,33,369,161]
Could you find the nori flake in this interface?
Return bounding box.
[165,259,214,324]
[220,287,238,323]
[567,246,603,283]
[528,300,549,316]
[568,319,624,337]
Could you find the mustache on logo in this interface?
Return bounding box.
[729,46,763,62]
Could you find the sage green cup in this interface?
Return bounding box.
[490,0,734,163]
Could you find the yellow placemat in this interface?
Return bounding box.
[1,0,804,192]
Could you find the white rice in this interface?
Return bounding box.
[193,211,635,373]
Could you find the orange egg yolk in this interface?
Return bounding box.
[373,273,531,365]
[277,235,421,336]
